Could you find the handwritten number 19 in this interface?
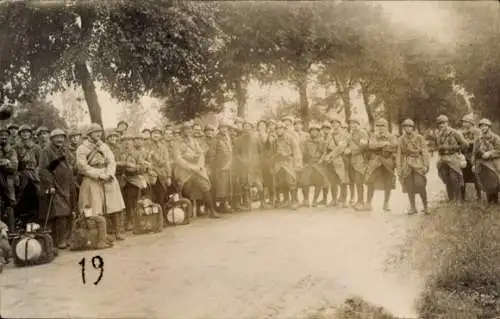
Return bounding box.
[79,256,104,285]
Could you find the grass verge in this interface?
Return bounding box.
[399,201,500,318]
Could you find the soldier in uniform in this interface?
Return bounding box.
[459,114,482,201]
[230,123,244,211]
[324,116,349,207]
[302,123,329,207]
[116,120,129,137]
[213,120,234,213]
[257,119,274,208]
[364,118,398,212]
[0,126,18,230]
[149,127,172,207]
[318,121,332,205]
[273,121,302,210]
[76,123,125,248]
[7,123,19,146]
[435,115,469,202]
[238,120,265,210]
[15,125,41,224]
[36,126,50,149]
[106,129,126,234]
[472,118,500,203]
[172,122,220,219]
[345,118,369,210]
[68,128,82,154]
[204,124,217,203]
[38,129,78,249]
[294,118,309,152]
[396,119,430,215]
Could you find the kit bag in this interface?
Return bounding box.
[11,229,56,267]
[69,213,101,251]
[134,198,163,235]
[164,193,192,226]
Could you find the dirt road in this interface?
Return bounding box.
[1,166,442,319]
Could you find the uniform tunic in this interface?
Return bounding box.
[301,136,329,187]
[76,139,126,215]
[0,143,18,206]
[345,128,369,180]
[273,133,302,188]
[472,131,500,192]
[460,126,481,183]
[396,132,430,193]
[213,132,233,199]
[365,131,398,189]
[436,127,468,182]
[235,130,263,190]
[324,130,349,183]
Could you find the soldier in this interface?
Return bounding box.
[435,115,469,202]
[318,121,332,205]
[68,128,82,154]
[273,121,302,210]
[76,123,124,248]
[213,120,234,213]
[36,126,50,149]
[396,119,430,215]
[38,129,78,249]
[302,123,329,207]
[149,127,172,207]
[324,116,349,207]
[345,118,369,210]
[204,124,217,203]
[257,119,274,208]
[472,118,500,203]
[172,122,220,219]
[0,126,18,230]
[230,123,244,211]
[459,114,482,201]
[116,120,129,137]
[7,123,19,146]
[364,118,398,211]
[15,125,42,224]
[238,120,265,210]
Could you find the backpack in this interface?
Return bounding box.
[133,198,163,235]
[69,213,101,251]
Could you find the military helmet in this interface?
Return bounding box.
[106,129,119,138]
[151,126,163,134]
[375,118,388,127]
[282,115,294,123]
[141,128,151,134]
[36,126,49,135]
[68,127,80,137]
[121,134,134,141]
[348,117,361,125]
[204,124,216,131]
[436,115,448,124]
[256,119,268,127]
[329,115,343,124]
[321,121,332,129]
[87,123,103,135]
[308,123,320,132]
[401,119,415,127]
[7,123,18,130]
[50,129,66,139]
[18,124,32,134]
[117,120,128,128]
[478,118,492,127]
[461,114,475,124]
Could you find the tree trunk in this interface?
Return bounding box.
[360,83,375,131]
[234,78,247,118]
[75,62,103,127]
[297,73,309,125]
[386,102,393,133]
[335,78,352,123]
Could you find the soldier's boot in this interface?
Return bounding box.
[419,191,429,214]
[112,212,124,241]
[460,185,467,201]
[382,188,392,212]
[474,181,482,201]
[407,192,418,215]
[258,191,267,210]
[55,217,68,249]
[5,207,15,232]
[204,191,221,219]
[95,216,113,249]
[242,190,251,212]
[291,189,299,211]
[280,190,291,209]
[355,183,364,210]
[302,187,310,207]
[319,188,329,205]
[348,183,355,207]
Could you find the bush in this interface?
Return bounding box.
[400,202,500,318]
[305,296,397,319]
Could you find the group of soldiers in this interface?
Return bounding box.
[0,111,499,255]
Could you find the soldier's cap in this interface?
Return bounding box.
[276,121,286,129]
[348,118,360,124]
[282,116,294,123]
[87,123,103,135]
[0,126,9,134]
[50,129,67,139]
[268,119,277,126]
[308,124,320,132]
[36,126,50,134]
[204,124,216,131]
[375,118,388,127]
[18,124,32,134]
[461,114,475,124]
[121,134,134,141]
[181,121,194,130]
[294,118,303,124]
[321,121,332,128]
[151,126,163,134]
[117,120,128,127]
[106,129,120,138]
[141,128,152,134]
[256,119,268,127]
[7,123,18,130]
[436,115,448,124]
[401,119,415,127]
[478,118,492,127]
[68,127,82,137]
[329,116,343,124]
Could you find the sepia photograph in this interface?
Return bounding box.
[0,0,500,318]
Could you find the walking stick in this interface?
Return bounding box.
[43,190,55,231]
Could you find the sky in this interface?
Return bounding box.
[50,1,454,129]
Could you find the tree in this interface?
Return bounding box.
[11,100,68,130]
[0,1,219,126]
[118,102,147,135]
[60,88,89,128]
